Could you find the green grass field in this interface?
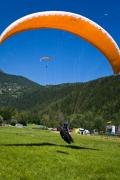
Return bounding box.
[0,126,120,180]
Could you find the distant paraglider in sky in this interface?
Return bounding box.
[40,55,53,69]
[0,11,120,74]
[40,56,53,85]
[40,56,53,62]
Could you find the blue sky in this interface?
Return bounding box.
[0,0,120,85]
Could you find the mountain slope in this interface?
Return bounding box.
[0,71,120,127]
[0,71,41,107]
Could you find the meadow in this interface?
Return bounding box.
[0,126,120,180]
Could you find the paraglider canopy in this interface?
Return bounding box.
[0,11,120,73]
[40,56,53,62]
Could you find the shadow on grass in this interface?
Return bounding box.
[56,150,69,155]
[0,142,99,151]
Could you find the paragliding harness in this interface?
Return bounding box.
[60,122,74,144]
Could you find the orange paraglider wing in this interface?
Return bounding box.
[0,11,120,73]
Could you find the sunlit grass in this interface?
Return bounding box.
[0,127,120,180]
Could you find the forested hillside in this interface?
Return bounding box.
[0,71,120,130]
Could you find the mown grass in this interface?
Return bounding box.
[0,126,120,180]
